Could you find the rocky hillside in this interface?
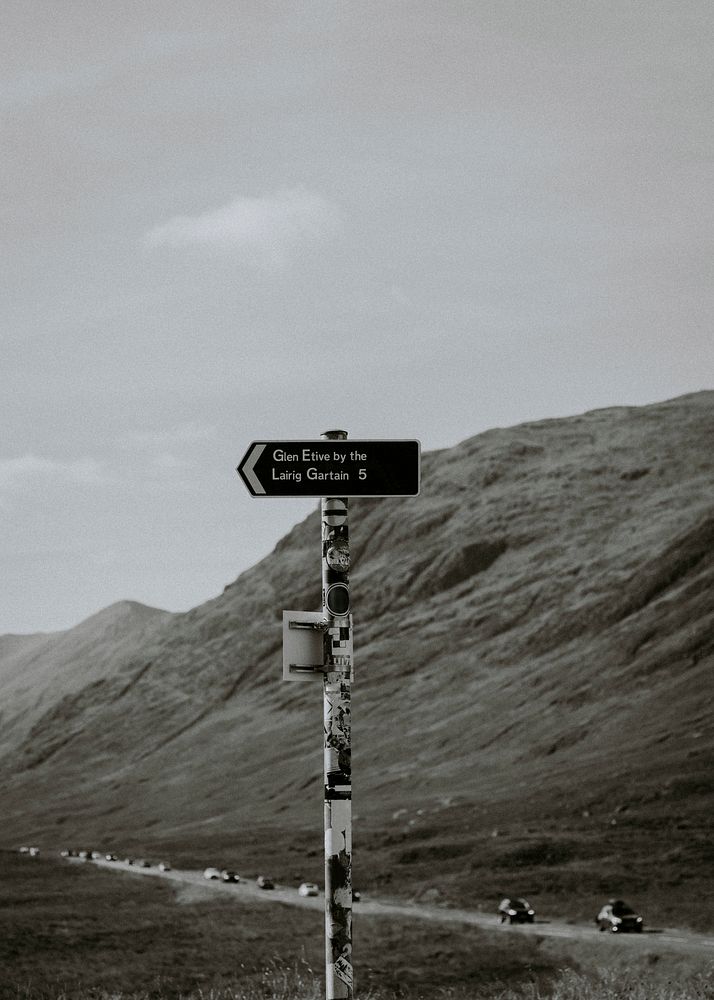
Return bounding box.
[1,392,712,923]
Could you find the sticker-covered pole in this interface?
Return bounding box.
[321,429,353,1000]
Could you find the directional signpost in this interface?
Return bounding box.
[237,439,420,497]
[237,432,420,1000]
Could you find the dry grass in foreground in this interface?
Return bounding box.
[5,965,714,1000]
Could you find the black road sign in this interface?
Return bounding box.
[237,440,420,497]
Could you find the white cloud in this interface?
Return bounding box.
[144,187,340,268]
[0,454,107,489]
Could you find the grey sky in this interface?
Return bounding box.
[2,2,712,633]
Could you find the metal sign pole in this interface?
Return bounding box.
[320,430,353,1000]
[240,431,420,998]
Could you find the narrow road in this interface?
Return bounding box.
[86,858,714,958]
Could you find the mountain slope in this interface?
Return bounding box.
[0,601,173,759]
[0,392,712,924]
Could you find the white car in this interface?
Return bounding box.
[158,862,171,872]
[28,847,40,857]
[203,867,222,880]
[298,882,319,897]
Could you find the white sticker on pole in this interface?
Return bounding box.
[323,499,347,526]
[334,955,353,989]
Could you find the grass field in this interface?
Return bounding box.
[1,852,711,1000]
[117,798,714,934]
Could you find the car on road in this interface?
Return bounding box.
[353,889,361,902]
[158,862,171,872]
[78,850,90,860]
[298,882,318,897]
[498,897,535,924]
[221,870,240,882]
[256,875,275,889]
[203,867,222,880]
[105,853,117,861]
[596,899,643,933]
[28,847,40,857]
[60,849,71,858]
[19,846,29,854]
[124,857,134,865]
[137,859,151,867]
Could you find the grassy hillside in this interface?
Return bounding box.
[1,392,712,927]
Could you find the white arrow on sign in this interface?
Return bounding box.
[242,443,266,495]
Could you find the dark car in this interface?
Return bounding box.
[222,870,240,882]
[256,875,275,890]
[596,899,643,933]
[498,897,535,924]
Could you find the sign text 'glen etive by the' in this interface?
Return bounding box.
[237,440,421,497]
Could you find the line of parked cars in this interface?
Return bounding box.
[497,895,644,933]
[23,846,642,930]
[202,867,319,896]
[22,848,640,930]
[56,848,171,869]
[50,848,326,898]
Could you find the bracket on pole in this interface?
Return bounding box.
[283,610,328,681]
[283,611,353,681]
